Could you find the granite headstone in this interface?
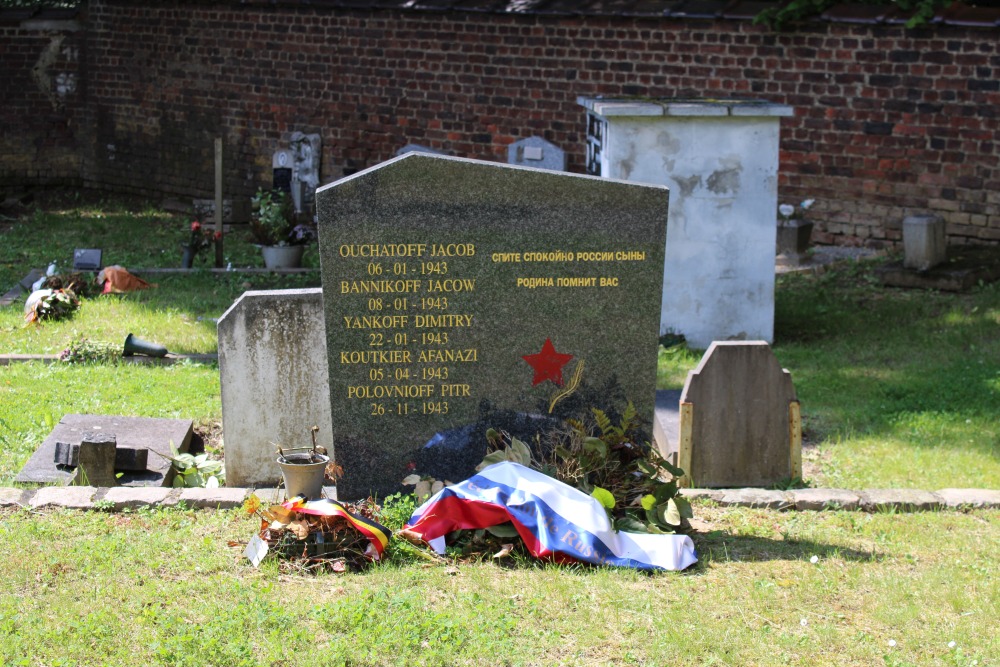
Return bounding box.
[317,154,669,499]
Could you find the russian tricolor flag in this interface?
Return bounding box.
[404,462,697,571]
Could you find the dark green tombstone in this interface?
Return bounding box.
[317,154,668,499]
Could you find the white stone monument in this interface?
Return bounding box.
[578,97,794,349]
[218,288,332,487]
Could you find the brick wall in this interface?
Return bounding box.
[0,14,84,188]
[3,1,998,246]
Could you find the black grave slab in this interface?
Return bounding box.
[317,153,669,499]
[15,414,193,486]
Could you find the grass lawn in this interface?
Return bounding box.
[0,195,997,665]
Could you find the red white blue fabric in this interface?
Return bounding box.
[404,462,697,571]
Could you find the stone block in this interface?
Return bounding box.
[101,486,172,511]
[178,487,249,509]
[53,441,78,467]
[678,342,800,488]
[860,489,944,512]
[317,153,667,499]
[76,433,118,487]
[902,214,946,271]
[790,488,861,511]
[936,488,1000,509]
[218,288,333,488]
[0,487,27,507]
[29,486,97,510]
[114,447,148,472]
[718,488,793,510]
[680,488,723,503]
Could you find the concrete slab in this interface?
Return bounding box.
[719,488,793,510]
[101,487,173,511]
[936,488,1000,509]
[14,414,193,487]
[29,486,97,510]
[790,487,861,511]
[0,487,27,507]
[177,487,249,509]
[860,489,944,512]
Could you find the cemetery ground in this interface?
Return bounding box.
[0,195,997,665]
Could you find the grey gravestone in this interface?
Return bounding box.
[15,414,193,486]
[218,288,333,488]
[317,153,668,499]
[678,341,801,488]
[903,214,946,271]
[507,136,566,171]
[76,432,118,487]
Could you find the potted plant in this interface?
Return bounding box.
[180,220,221,268]
[250,188,316,269]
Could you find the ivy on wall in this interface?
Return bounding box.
[755,0,965,29]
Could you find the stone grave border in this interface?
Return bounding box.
[1,485,996,513]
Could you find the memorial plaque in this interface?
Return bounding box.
[317,154,668,499]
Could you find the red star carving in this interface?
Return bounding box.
[522,338,574,387]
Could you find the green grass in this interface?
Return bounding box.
[655,262,1000,490]
[0,195,998,665]
[0,504,995,665]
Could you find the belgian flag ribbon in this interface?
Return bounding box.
[282,496,391,559]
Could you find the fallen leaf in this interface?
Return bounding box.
[288,520,310,540]
[331,560,346,573]
[445,566,460,576]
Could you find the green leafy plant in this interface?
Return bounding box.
[249,189,314,247]
[754,0,956,30]
[479,402,692,534]
[165,441,224,488]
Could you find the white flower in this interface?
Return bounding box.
[800,198,816,210]
[888,639,897,647]
[779,204,795,218]
[948,641,956,648]
[800,618,808,627]
[810,555,819,564]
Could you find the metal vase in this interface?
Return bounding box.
[277,452,329,500]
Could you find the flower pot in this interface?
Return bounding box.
[260,244,305,269]
[276,451,329,500]
[123,333,168,357]
[180,244,196,269]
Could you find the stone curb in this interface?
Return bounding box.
[1,486,998,513]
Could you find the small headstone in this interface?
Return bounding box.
[903,214,946,271]
[317,153,668,499]
[76,432,118,487]
[218,288,333,488]
[72,249,102,271]
[678,341,801,488]
[272,149,293,193]
[507,136,566,171]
